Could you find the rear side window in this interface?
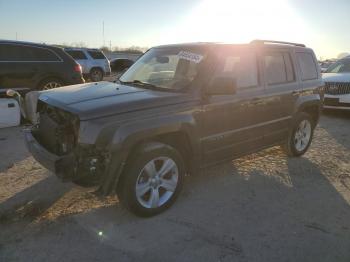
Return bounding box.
[0,44,22,61]
[66,50,87,60]
[216,51,258,88]
[30,47,61,61]
[297,52,318,81]
[264,52,295,85]
[88,51,106,59]
[0,44,60,62]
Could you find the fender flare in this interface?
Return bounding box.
[98,113,200,195]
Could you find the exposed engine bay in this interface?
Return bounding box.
[35,101,79,156]
[7,89,109,186]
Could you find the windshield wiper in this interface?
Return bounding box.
[120,79,163,90]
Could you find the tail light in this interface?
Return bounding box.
[74,64,82,73]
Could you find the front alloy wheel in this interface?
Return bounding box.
[136,157,179,209]
[117,142,185,217]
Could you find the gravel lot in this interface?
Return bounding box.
[0,111,350,262]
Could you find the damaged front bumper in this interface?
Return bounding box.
[24,129,76,180]
[24,128,125,195]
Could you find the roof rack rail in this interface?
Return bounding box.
[250,40,306,47]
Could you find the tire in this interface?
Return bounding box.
[38,78,63,90]
[90,68,104,82]
[283,112,315,157]
[117,142,185,217]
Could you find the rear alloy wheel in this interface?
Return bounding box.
[117,142,185,217]
[39,78,63,90]
[283,112,315,157]
[90,68,103,82]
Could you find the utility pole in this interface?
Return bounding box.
[15,32,18,40]
[102,21,105,47]
[109,40,112,52]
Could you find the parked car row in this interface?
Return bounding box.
[0,40,136,91]
[0,40,84,90]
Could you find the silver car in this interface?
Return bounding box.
[65,48,111,82]
[322,58,350,110]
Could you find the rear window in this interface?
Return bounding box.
[31,47,61,61]
[66,50,87,60]
[88,51,106,59]
[0,44,61,62]
[264,52,295,85]
[297,52,318,81]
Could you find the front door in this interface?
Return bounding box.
[199,46,267,164]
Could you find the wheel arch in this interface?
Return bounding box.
[36,75,65,89]
[294,96,321,126]
[90,66,104,74]
[98,117,200,195]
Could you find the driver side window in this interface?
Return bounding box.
[215,51,258,89]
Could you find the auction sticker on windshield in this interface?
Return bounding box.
[178,51,204,63]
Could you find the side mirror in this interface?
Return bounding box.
[206,77,237,95]
[6,89,19,97]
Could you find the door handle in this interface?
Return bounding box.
[251,97,262,105]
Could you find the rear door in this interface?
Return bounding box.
[0,43,37,89]
[259,48,299,145]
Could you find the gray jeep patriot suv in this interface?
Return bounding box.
[24,40,323,216]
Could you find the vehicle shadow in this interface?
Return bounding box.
[320,110,350,151]
[2,151,349,262]
[0,175,72,224]
[0,126,29,173]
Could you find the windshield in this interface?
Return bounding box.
[326,59,350,73]
[120,48,205,90]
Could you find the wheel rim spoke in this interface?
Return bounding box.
[148,188,160,208]
[136,182,151,197]
[144,160,157,177]
[160,178,177,192]
[158,159,175,177]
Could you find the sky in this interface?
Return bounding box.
[0,0,349,59]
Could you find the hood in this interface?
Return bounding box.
[38,81,191,120]
[322,73,350,83]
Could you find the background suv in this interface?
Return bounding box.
[65,48,111,82]
[0,40,84,90]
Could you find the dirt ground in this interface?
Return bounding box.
[0,111,350,262]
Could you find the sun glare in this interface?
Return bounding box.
[163,0,308,45]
